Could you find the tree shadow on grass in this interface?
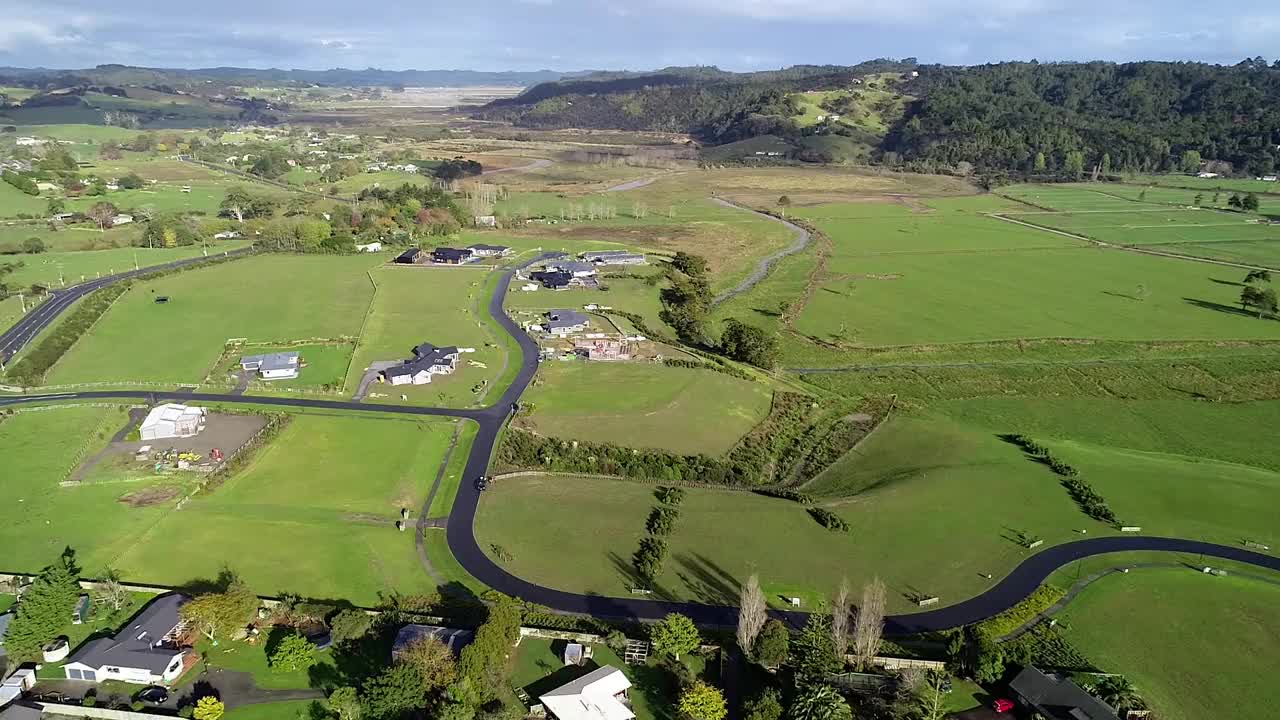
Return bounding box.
[672,553,740,606]
[607,552,675,602]
[1184,297,1274,320]
[1208,277,1245,287]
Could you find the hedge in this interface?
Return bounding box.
[808,507,849,532]
[5,283,130,384]
[975,584,1065,638]
[752,488,814,504]
[1003,433,1117,525]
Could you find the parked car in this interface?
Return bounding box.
[137,687,169,705]
[475,477,489,491]
[992,698,1015,713]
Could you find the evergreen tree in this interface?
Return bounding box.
[792,614,841,682]
[4,550,81,661]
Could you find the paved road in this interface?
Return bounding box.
[0,248,252,365]
[5,254,1280,631]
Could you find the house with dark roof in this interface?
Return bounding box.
[381,343,460,386]
[547,309,590,335]
[548,260,597,278]
[468,243,511,257]
[0,611,13,657]
[394,248,424,264]
[62,593,191,685]
[530,270,572,290]
[1009,666,1121,720]
[432,247,474,264]
[391,624,475,660]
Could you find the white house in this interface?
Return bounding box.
[214,231,242,240]
[473,216,498,228]
[239,351,300,380]
[381,343,459,386]
[540,666,634,720]
[139,404,206,441]
[35,182,59,193]
[468,243,511,257]
[62,594,191,686]
[1198,172,1219,178]
[356,241,383,253]
[111,214,134,226]
[14,137,46,146]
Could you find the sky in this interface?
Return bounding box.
[2,0,1279,72]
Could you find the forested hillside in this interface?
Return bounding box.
[479,59,1280,177]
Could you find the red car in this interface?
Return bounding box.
[992,698,1016,713]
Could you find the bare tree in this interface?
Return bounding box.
[831,578,851,659]
[852,577,886,669]
[736,573,767,656]
[97,567,129,612]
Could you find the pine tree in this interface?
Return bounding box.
[5,551,81,661]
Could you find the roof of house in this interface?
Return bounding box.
[1009,667,1120,720]
[552,261,597,274]
[581,250,631,259]
[468,243,510,252]
[592,253,645,264]
[531,270,572,287]
[240,351,300,372]
[548,309,589,330]
[432,247,473,259]
[66,593,190,674]
[392,624,475,657]
[540,666,634,720]
[396,247,422,260]
[385,343,458,378]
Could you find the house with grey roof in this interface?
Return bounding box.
[1009,666,1120,720]
[239,351,301,380]
[62,593,191,686]
[547,261,597,278]
[547,309,590,335]
[581,250,646,266]
[381,343,460,386]
[391,624,475,660]
[468,243,511,257]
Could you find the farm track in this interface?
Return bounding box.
[989,213,1280,272]
[5,253,1280,630]
[709,198,813,306]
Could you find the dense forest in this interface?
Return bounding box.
[479,59,1280,177]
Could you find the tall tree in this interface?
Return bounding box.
[753,619,790,668]
[1181,149,1203,174]
[1242,192,1260,211]
[651,613,701,660]
[395,636,457,690]
[793,614,841,682]
[87,201,118,232]
[361,664,428,720]
[788,684,853,720]
[179,574,258,643]
[327,687,362,720]
[678,680,727,720]
[1240,286,1278,318]
[737,573,768,657]
[830,578,851,661]
[4,550,81,661]
[221,186,252,223]
[457,597,521,702]
[851,577,886,669]
[268,632,317,673]
[743,688,784,720]
[720,319,780,369]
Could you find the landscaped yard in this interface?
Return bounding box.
[517,362,773,455]
[1059,568,1280,720]
[47,254,381,386]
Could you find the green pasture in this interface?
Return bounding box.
[109,414,452,603]
[208,343,355,390]
[1059,569,1280,720]
[223,701,322,720]
[1126,173,1280,195]
[0,182,46,216]
[1,241,250,288]
[47,255,379,386]
[792,244,1280,346]
[10,124,145,143]
[0,224,142,253]
[1006,207,1279,247]
[518,362,773,455]
[345,264,504,407]
[1098,183,1276,213]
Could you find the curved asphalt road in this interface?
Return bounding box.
[4,255,1280,630]
[0,247,253,365]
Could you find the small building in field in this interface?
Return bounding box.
[381,343,460,385]
[395,247,424,264]
[239,351,301,380]
[62,593,191,686]
[1008,666,1120,720]
[35,182,59,193]
[139,404,206,441]
[356,241,383,253]
[1198,171,1219,178]
[574,339,630,361]
[213,231,242,240]
[540,666,634,720]
[547,309,590,335]
[111,214,133,226]
[392,624,475,660]
[468,243,511,257]
[473,215,498,228]
[432,247,474,264]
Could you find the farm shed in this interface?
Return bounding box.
[139,404,207,441]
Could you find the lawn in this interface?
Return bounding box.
[223,701,323,720]
[110,414,454,602]
[47,255,380,386]
[517,362,773,455]
[505,276,670,340]
[208,343,355,391]
[345,264,506,407]
[512,637,708,720]
[1,240,253,291]
[0,224,140,253]
[1058,568,1280,720]
[0,182,46,216]
[477,395,1280,612]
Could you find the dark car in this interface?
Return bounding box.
[137,687,169,705]
[475,476,489,491]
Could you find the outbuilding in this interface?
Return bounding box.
[139,404,206,441]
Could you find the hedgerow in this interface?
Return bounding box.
[975,584,1065,638]
[808,507,849,532]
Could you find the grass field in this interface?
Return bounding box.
[1059,569,1280,720]
[517,362,773,455]
[0,240,251,289]
[48,255,379,386]
[209,343,355,390]
[0,407,454,602]
[0,182,47,216]
[223,701,322,720]
[476,394,1280,611]
[1125,173,1280,195]
[344,264,505,407]
[0,224,140,253]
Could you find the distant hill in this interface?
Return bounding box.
[475,58,1280,178]
[0,65,579,89]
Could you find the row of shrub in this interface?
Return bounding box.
[662,356,752,380]
[975,584,1066,638]
[632,486,684,581]
[791,396,896,484]
[1003,433,1118,525]
[199,413,292,493]
[807,507,849,532]
[752,488,814,504]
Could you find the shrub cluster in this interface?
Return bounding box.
[646,506,679,535]
[662,356,752,380]
[807,507,849,533]
[632,486,685,581]
[655,485,685,506]
[752,488,814,504]
[1003,434,1117,525]
[975,584,1066,638]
